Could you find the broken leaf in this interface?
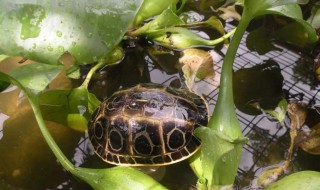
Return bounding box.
[264,98,288,123]
[298,123,320,155]
[178,48,216,91]
[218,4,241,21]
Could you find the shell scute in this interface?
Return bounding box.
[88,83,208,166]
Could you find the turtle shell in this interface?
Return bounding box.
[88,83,208,166]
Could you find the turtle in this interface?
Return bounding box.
[88,83,208,166]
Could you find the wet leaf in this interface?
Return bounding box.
[0,0,143,64]
[264,98,288,123]
[246,26,281,55]
[8,63,63,93]
[194,127,247,188]
[298,123,320,155]
[39,87,101,132]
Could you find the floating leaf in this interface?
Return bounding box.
[264,98,288,123]
[246,26,281,55]
[273,21,318,47]
[265,171,320,190]
[8,62,63,93]
[233,60,284,115]
[0,0,143,64]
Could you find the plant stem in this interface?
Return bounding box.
[208,28,236,45]
[27,93,75,172]
[208,15,251,138]
[81,59,106,89]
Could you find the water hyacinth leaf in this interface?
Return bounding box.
[39,90,70,126]
[146,27,235,49]
[39,88,100,132]
[67,114,89,132]
[194,127,247,188]
[8,62,63,93]
[273,21,318,46]
[132,8,184,36]
[132,0,178,26]
[0,0,143,64]
[233,60,284,115]
[246,26,281,55]
[265,171,320,190]
[244,0,308,18]
[307,6,320,29]
[263,98,288,123]
[77,167,168,190]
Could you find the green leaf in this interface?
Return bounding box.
[246,26,281,55]
[265,171,320,190]
[77,167,168,190]
[194,127,247,188]
[39,87,100,132]
[307,5,320,29]
[133,0,178,26]
[273,20,318,46]
[8,62,63,93]
[146,27,235,49]
[263,98,288,123]
[0,0,143,64]
[132,8,184,36]
[0,55,8,62]
[244,0,308,18]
